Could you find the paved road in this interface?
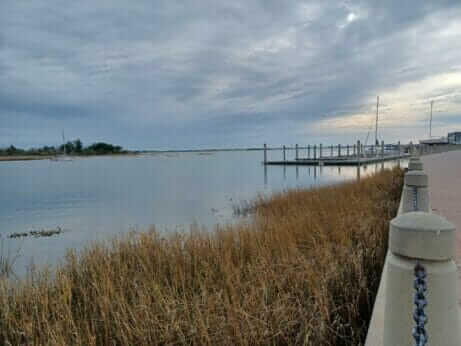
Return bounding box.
[421,150,461,302]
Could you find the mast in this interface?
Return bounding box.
[429,101,433,138]
[62,130,66,155]
[375,96,379,145]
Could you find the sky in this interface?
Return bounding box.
[1,0,461,150]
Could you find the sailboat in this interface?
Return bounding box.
[50,131,73,161]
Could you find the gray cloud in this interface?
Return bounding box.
[1,0,461,149]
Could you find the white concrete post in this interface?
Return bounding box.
[408,157,423,171]
[401,170,430,213]
[383,212,461,346]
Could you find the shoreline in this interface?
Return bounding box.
[0,155,52,162]
[0,153,141,162]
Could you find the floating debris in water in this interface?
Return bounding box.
[8,227,65,239]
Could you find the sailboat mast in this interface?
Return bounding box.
[375,96,379,145]
[62,130,66,155]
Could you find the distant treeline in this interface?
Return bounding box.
[0,140,125,156]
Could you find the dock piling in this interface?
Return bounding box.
[295,144,298,160]
[264,143,267,164]
[319,144,322,159]
[283,145,286,162]
[314,145,317,160]
[357,140,361,161]
[338,144,341,157]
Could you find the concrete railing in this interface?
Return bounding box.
[417,143,461,156]
[365,156,461,346]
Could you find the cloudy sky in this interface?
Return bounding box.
[1,0,461,150]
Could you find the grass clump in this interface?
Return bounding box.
[0,168,403,345]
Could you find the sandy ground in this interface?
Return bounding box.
[421,150,461,302]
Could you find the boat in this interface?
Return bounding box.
[50,131,73,161]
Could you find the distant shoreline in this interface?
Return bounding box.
[0,153,139,162]
[0,149,266,162]
[0,155,53,162]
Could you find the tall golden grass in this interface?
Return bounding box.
[0,168,403,345]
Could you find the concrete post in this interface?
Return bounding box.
[295,144,298,160]
[383,212,461,346]
[319,143,322,159]
[381,140,385,159]
[283,145,286,161]
[408,157,423,171]
[264,143,267,164]
[401,170,430,213]
[338,144,341,157]
[313,145,317,160]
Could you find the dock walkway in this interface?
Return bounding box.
[262,142,410,166]
[421,150,461,302]
[265,153,409,166]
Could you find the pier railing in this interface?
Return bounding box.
[365,156,461,345]
[263,141,408,165]
[416,143,461,156]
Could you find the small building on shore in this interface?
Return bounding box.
[448,131,461,144]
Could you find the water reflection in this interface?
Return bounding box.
[263,159,407,185]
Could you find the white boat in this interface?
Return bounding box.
[50,131,73,161]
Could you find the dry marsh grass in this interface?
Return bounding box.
[0,168,403,346]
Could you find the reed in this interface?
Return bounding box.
[0,168,403,345]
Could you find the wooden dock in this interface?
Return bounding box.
[265,154,410,166]
[263,141,410,166]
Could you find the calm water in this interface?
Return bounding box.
[0,150,406,275]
